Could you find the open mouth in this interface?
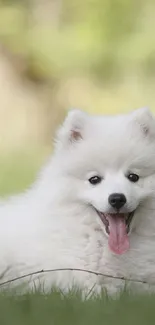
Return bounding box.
[97,211,135,235]
[96,210,135,255]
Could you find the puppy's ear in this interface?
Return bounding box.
[131,107,155,137]
[55,109,88,148]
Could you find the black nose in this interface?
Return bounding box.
[108,193,126,210]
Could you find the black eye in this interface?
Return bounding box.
[89,176,102,185]
[127,173,139,183]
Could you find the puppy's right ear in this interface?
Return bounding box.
[55,109,88,149]
[131,107,155,138]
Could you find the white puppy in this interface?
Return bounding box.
[0,107,155,295]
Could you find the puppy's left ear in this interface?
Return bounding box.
[131,107,155,137]
[55,109,88,148]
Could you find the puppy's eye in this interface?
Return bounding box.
[127,173,139,183]
[89,176,102,185]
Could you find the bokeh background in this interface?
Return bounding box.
[0,0,155,194]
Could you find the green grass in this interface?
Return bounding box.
[0,290,154,325]
[0,149,154,324]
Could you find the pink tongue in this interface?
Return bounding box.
[107,214,129,255]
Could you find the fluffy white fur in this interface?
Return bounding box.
[1,107,155,295]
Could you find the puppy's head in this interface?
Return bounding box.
[54,107,155,255]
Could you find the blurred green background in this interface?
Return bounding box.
[0,0,155,147]
[0,0,155,194]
